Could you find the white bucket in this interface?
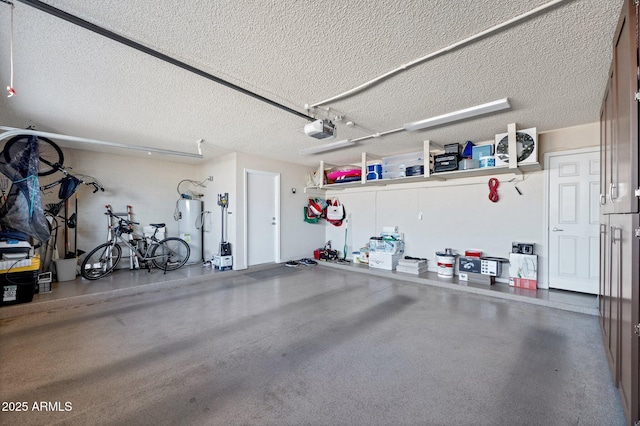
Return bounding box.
[55,258,78,282]
[436,252,456,277]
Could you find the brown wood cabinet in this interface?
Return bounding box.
[599,1,640,425]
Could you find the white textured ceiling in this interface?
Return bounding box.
[0,0,623,166]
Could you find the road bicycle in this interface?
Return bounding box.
[2,134,104,215]
[3,133,65,176]
[2,133,106,270]
[80,207,190,280]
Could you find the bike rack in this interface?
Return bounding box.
[106,204,138,270]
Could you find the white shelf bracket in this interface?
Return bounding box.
[507,123,518,170]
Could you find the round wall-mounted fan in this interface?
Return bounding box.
[494,128,537,165]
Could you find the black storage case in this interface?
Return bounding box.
[1,270,37,306]
[434,153,459,172]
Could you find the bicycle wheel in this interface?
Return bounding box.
[80,242,122,280]
[151,237,190,271]
[3,135,64,176]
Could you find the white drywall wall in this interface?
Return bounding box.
[38,122,599,282]
[200,153,237,262]
[324,172,543,283]
[41,149,202,258]
[323,122,600,288]
[234,151,326,269]
[43,148,324,272]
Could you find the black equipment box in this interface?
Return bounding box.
[444,143,461,154]
[405,165,424,176]
[1,270,37,306]
[459,257,482,274]
[459,256,503,277]
[220,241,232,256]
[434,153,459,172]
[512,242,534,254]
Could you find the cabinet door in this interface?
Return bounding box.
[611,0,639,214]
[600,70,615,215]
[609,213,639,426]
[598,215,611,330]
[599,215,611,349]
[604,216,620,384]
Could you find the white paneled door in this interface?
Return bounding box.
[246,170,280,266]
[548,149,600,294]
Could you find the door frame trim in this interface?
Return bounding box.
[543,146,599,290]
[243,169,281,266]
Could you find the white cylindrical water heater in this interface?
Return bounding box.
[177,199,203,264]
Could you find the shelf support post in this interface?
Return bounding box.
[507,123,518,170]
[424,140,431,178]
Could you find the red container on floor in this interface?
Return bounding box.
[313,249,321,260]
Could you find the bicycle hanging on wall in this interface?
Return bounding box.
[0,133,105,272]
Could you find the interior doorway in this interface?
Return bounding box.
[546,148,600,294]
[244,169,280,266]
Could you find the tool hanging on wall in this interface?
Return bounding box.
[217,193,231,256]
[343,214,349,260]
[0,175,8,202]
[508,177,523,195]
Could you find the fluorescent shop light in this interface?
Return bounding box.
[299,139,356,155]
[403,98,511,131]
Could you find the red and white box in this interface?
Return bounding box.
[465,250,482,258]
[508,253,537,290]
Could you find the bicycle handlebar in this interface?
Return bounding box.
[89,182,104,193]
[39,175,105,194]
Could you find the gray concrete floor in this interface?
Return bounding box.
[0,264,626,425]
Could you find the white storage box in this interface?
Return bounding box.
[508,253,537,290]
[213,255,233,271]
[369,252,402,270]
[0,239,32,260]
[369,239,405,254]
[381,152,424,174]
[381,170,406,180]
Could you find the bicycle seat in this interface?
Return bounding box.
[149,223,165,228]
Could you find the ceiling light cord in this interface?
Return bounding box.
[6,2,16,97]
[13,0,315,122]
[307,0,569,109]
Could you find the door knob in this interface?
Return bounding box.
[552,227,564,232]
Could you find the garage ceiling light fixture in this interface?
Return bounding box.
[300,98,511,155]
[403,98,511,131]
[0,127,204,159]
[298,139,356,155]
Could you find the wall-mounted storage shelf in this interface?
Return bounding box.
[307,123,542,192]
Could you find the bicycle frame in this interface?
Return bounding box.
[108,224,166,268]
[82,207,190,280]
